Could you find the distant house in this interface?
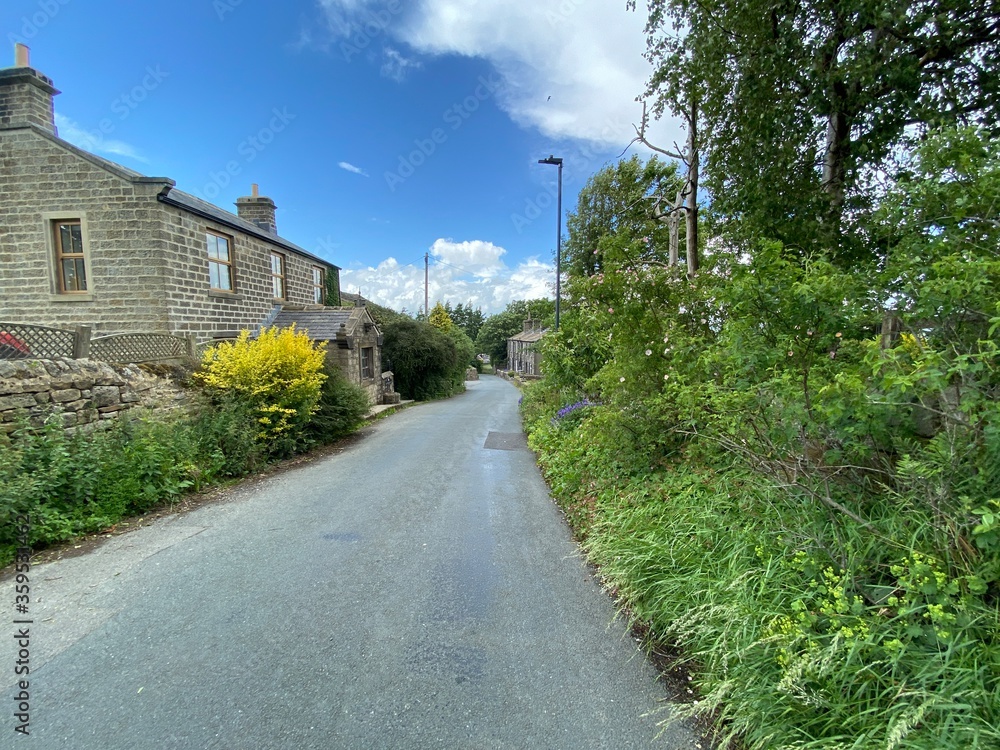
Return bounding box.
[507,319,545,377]
[0,46,390,401]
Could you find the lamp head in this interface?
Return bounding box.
[538,155,563,166]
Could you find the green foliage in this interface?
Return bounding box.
[0,398,264,565]
[637,0,1000,259]
[307,357,371,442]
[563,154,683,278]
[524,127,1000,749]
[382,318,466,400]
[324,268,341,306]
[448,301,486,342]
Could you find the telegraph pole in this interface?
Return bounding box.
[424,252,429,318]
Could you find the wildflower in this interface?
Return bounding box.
[788,351,794,357]
[608,307,614,314]
[620,376,626,383]
[664,374,669,380]
[700,318,707,324]
[835,332,842,338]
[645,349,652,356]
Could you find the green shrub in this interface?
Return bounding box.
[0,396,271,566]
[382,318,463,400]
[524,127,1000,748]
[307,358,371,442]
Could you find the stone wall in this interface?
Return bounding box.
[0,358,190,433]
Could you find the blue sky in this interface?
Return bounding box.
[3,0,682,314]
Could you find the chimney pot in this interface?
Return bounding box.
[251,183,259,197]
[15,43,29,67]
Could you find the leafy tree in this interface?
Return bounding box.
[382,318,465,400]
[563,154,683,279]
[448,302,486,342]
[428,302,454,332]
[635,0,1000,260]
[475,299,555,366]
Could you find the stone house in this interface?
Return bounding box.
[0,47,339,340]
[0,47,389,400]
[507,319,545,377]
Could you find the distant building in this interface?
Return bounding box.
[507,319,545,377]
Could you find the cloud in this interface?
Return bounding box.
[430,238,506,278]
[339,239,554,315]
[54,114,148,162]
[314,0,682,149]
[381,47,422,81]
[338,161,370,177]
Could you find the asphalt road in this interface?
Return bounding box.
[2,375,701,749]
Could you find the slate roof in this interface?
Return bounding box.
[509,329,546,343]
[272,307,365,340]
[158,189,338,269]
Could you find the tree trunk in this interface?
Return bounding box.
[668,190,681,266]
[685,96,699,277]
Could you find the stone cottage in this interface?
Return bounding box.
[272,303,390,406]
[0,45,339,341]
[507,319,545,377]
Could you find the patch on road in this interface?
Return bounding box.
[321,532,361,542]
[405,640,487,684]
[483,431,529,451]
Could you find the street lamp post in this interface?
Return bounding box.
[538,155,563,331]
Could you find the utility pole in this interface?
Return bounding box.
[424,252,429,318]
[538,156,563,331]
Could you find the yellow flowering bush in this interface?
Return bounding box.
[196,326,327,450]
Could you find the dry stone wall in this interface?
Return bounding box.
[0,358,190,433]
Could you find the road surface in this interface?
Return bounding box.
[2,375,701,749]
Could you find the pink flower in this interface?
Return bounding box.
[608,307,614,314]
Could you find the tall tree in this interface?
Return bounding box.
[635,0,1000,260]
[562,155,685,282]
[428,302,454,332]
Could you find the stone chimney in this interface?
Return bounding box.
[523,318,534,333]
[0,44,60,134]
[235,183,277,234]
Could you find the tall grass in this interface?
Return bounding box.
[525,401,1000,749]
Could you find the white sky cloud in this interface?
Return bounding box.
[338,161,370,176]
[339,239,554,315]
[54,114,147,163]
[381,47,422,81]
[315,0,683,149]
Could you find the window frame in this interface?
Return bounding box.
[206,230,236,293]
[360,346,375,380]
[312,266,325,304]
[270,252,286,300]
[49,217,90,296]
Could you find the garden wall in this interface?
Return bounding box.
[0,358,191,433]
